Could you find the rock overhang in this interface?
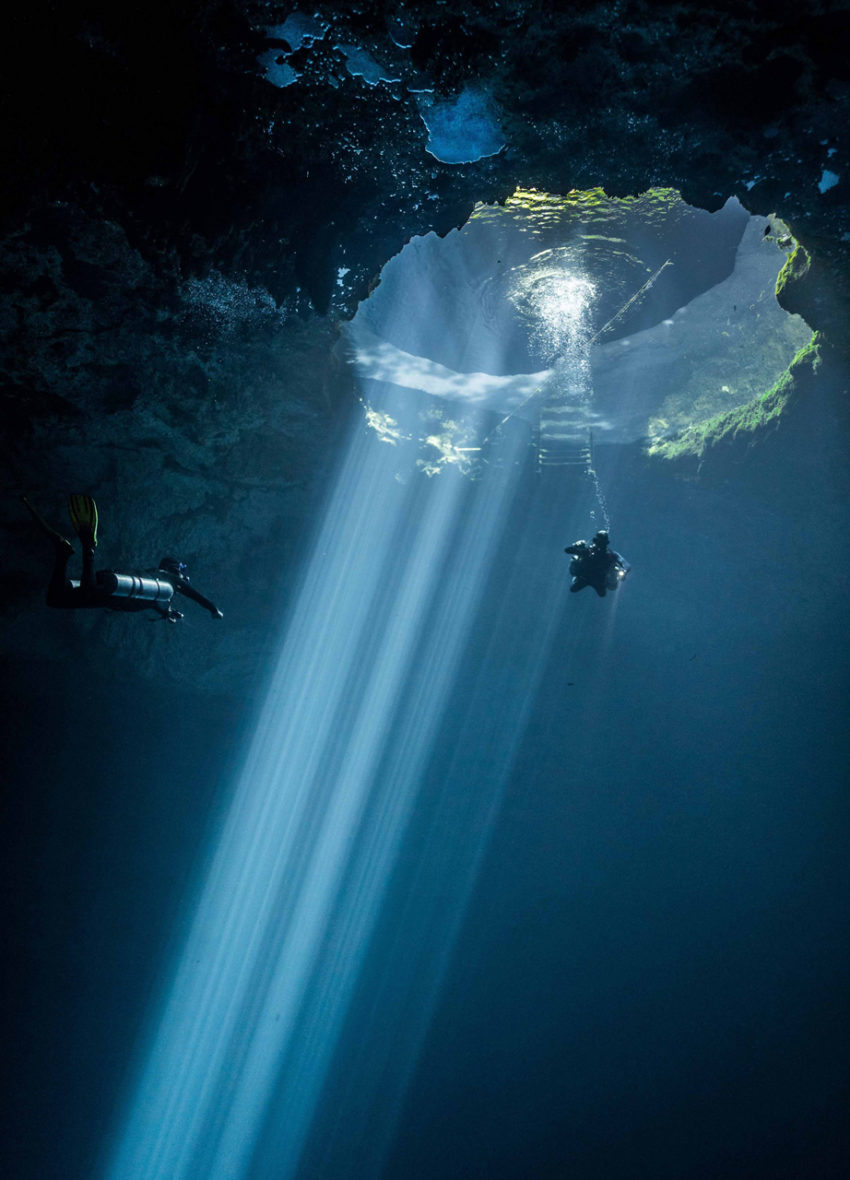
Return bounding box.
[3,1,848,320]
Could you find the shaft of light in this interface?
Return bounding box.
[99,385,529,1180]
[309,491,576,1180]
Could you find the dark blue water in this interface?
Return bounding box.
[2,399,849,1179]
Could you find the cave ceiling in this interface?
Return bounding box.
[2,0,848,322]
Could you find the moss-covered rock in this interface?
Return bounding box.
[648,332,822,472]
[775,242,811,303]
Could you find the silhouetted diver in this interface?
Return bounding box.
[23,494,223,622]
[564,529,630,597]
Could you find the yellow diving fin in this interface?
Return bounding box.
[68,494,98,548]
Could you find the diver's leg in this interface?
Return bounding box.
[22,496,79,607]
[46,540,78,607]
[67,495,98,591]
[570,578,588,593]
[81,543,97,593]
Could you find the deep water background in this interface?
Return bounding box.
[2,397,849,1179]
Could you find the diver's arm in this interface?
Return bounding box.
[174,579,224,618]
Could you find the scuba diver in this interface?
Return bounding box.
[22,494,224,622]
[564,529,630,597]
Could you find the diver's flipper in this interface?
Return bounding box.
[68,494,98,548]
[21,495,74,552]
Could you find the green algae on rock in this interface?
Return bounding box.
[775,241,811,302]
[648,331,822,467]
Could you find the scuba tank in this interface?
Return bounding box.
[95,570,175,606]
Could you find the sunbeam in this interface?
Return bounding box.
[98,366,565,1178]
[98,228,620,1180]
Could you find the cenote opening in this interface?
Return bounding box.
[349,187,812,479]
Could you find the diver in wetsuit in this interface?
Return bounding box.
[22,494,223,622]
[564,529,630,597]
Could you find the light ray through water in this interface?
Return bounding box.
[294,477,581,1179]
[98,384,553,1179]
[100,259,615,1180]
